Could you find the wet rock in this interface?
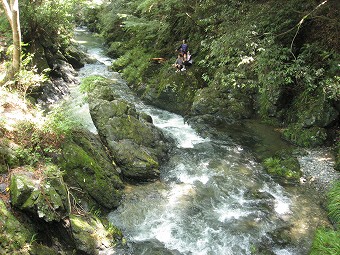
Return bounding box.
[64,44,87,69]
[112,140,160,180]
[298,96,338,128]
[59,128,124,209]
[86,76,170,182]
[10,166,70,222]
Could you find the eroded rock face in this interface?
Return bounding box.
[10,166,70,222]
[86,76,170,181]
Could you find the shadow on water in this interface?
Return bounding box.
[213,119,294,161]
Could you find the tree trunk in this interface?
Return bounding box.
[1,0,21,79]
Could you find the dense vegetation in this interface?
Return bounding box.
[82,1,340,253]
[82,0,339,147]
[0,0,339,254]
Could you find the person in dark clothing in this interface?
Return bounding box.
[177,39,188,61]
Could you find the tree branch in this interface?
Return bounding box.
[1,0,13,25]
[290,0,328,59]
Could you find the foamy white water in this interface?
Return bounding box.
[73,28,329,255]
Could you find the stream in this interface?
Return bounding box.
[72,28,331,255]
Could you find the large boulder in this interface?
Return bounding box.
[10,165,70,222]
[296,95,338,128]
[86,76,170,181]
[191,85,254,122]
[60,128,124,209]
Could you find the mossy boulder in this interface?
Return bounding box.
[282,125,327,147]
[0,200,33,255]
[86,76,170,181]
[10,166,70,222]
[70,214,123,255]
[191,85,253,121]
[294,94,338,128]
[112,140,160,180]
[60,128,124,209]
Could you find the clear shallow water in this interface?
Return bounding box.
[73,28,330,255]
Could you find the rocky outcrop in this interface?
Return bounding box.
[10,166,70,222]
[29,40,89,106]
[190,86,254,122]
[86,76,170,181]
[59,128,124,209]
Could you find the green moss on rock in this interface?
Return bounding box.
[10,166,70,222]
[0,200,33,255]
[282,125,327,147]
[60,129,124,209]
[70,213,123,254]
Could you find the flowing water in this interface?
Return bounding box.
[73,28,331,255]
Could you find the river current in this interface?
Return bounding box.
[72,28,330,255]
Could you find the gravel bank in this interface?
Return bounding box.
[298,147,339,194]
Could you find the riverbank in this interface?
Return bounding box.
[298,148,339,194]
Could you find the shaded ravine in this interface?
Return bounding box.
[71,28,333,255]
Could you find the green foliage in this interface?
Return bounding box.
[91,0,339,148]
[327,182,340,227]
[44,105,83,137]
[106,222,124,241]
[12,120,61,165]
[11,105,82,166]
[20,0,78,46]
[111,47,154,84]
[310,228,340,255]
[263,156,301,180]
[0,11,11,39]
[80,75,108,94]
[7,50,49,95]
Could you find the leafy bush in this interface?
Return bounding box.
[20,0,77,46]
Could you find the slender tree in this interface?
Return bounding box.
[1,0,21,80]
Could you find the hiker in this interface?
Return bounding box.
[173,53,184,72]
[177,39,188,61]
[184,51,193,67]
